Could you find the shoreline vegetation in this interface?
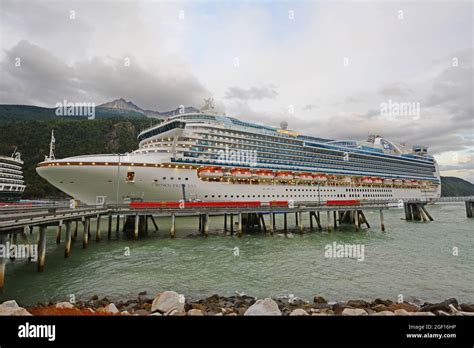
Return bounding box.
[1,292,473,316]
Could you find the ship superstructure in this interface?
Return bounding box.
[0,150,26,202]
[37,109,441,205]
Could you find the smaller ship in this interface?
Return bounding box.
[0,149,26,202]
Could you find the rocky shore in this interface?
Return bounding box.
[1,292,474,316]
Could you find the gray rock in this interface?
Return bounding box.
[244,298,282,316]
[151,291,185,314]
[290,308,309,316]
[103,303,119,314]
[0,300,32,316]
[341,308,368,316]
[55,302,74,309]
[370,310,395,316]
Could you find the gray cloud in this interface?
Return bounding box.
[224,85,278,100]
[0,40,209,110]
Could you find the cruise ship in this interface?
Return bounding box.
[36,103,441,205]
[0,151,26,202]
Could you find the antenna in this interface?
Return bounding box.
[46,130,56,161]
[11,146,18,158]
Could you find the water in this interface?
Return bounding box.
[1,203,473,306]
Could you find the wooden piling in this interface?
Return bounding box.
[272,213,276,233]
[380,209,385,232]
[55,224,62,244]
[95,215,101,242]
[309,212,314,229]
[298,212,303,234]
[108,214,112,240]
[283,213,288,234]
[466,201,474,218]
[64,221,72,258]
[72,221,78,242]
[134,214,139,240]
[354,210,360,232]
[150,215,159,231]
[170,213,176,238]
[224,214,228,231]
[326,211,331,232]
[38,226,47,272]
[237,213,242,237]
[204,214,209,237]
[83,219,89,249]
[230,214,234,235]
[360,210,370,228]
[333,211,337,231]
[260,214,267,233]
[268,213,274,235]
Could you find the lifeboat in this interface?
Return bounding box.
[275,171,293,181]
[313,174,328,182]
[198,166,224,178]
[403,180,413,186]
[394,179,403,185]
[383,178,393,185]
[420,181,428,186]
[362,177,372,184]
[252,170,275,180]
[230,168,252,179]
[372,177,383,184]
[296,172,313,182]
[340,177,352,184]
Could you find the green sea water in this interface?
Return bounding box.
[1,203,473,306]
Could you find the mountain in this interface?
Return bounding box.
[98,98,200,118]
[0,99,201,121]
[440,176,474,197]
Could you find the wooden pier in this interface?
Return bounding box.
[0,196,473,290]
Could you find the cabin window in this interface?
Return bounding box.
[126,172,135,182]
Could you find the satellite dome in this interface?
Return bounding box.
[280,121,288,130]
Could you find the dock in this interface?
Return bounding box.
[0,196,473,290]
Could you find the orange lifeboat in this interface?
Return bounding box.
[296,172,313,182]
[252,169,275,180]
[275,171,293,181]
[231,168,252,179]
[198,166,224,178]
[313,174,328,182]
[372,177,383,184]
[362,177,372,184]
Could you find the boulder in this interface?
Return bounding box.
[187,309,204,316]
[341,308,368,316]
[151,291,185,314]
[244,298,282,316]
[371,304,389,312]
[372,298,393,306]
[387,302,419,312]
[103,303,119,314]
[420,298,459,313]
[313,295,327,304]
[56,302,74,309]
[370,311,395,316]
[460,303,474,312]
[0,300,32,316]
[346,299,371,308]
[289,308,309,316]
[394,309,410,316]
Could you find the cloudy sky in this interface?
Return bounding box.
[0,0,473,181]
